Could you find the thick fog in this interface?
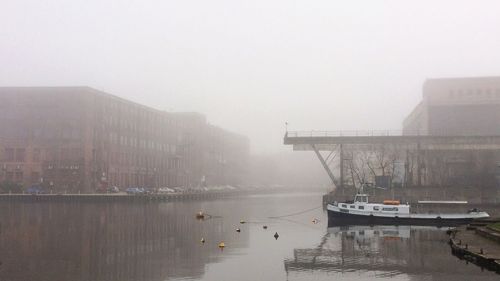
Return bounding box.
[2,0,500,154]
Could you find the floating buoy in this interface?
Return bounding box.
[274,232,279,240]
[263,225,268,229]
[196,211,205,220]
[218,242,225,248]
[236,228,241,232]
[200,238,205,243]
[240,220,246,224]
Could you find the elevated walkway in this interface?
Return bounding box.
[284,130,500,151]
[284,130,500,187]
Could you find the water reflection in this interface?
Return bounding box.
[0,194,497,281]
[284,224,496,280]
[0,202,249,281]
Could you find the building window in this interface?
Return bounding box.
[16,148,25,162]
[31,172,40,183]
[15,171,23,181]
[5,148,14,161]
[33,148,41,162]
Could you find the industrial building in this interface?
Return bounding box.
[402,77,500,187]
[285,76,500,190]
[403,76,500,136]
[0,87,249,193]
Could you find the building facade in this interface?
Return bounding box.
[0,87,249,192]
[402,77,500,187]
[403,76,500,136]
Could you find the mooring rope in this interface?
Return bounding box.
[268,205,322,219]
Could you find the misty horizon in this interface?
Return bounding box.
[2,1,500,153]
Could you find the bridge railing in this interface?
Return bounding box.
[285,130,427,137]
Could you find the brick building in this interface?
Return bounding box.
[0,87,249,192]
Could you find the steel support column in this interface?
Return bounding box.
[311,144,337,186]
[339,144,344,189]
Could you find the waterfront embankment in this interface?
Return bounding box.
[0,190,249,203]
[449,218,500,274]
[0,187,324,203]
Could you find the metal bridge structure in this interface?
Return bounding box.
[284,130,500,188]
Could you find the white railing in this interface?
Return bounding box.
[285,130,427,138]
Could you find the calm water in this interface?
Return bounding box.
[0,192,497,281]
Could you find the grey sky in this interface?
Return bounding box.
[1,0,500,153]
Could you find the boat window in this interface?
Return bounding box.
[358,206,364,210]
[349,205,355,209]
[341,204,347,208]
[382,207,398,211]
[355,195,368,203]
[373,206,380,211]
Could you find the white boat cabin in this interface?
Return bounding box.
[333,193,410,215]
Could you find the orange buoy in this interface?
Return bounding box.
[196,211,205,219]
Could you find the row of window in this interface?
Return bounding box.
[340,204,399,212]
[0,171,42,183]
[109,133,177,153]
[107,152,180,169]
[106,172,177,188]
[449,88,500,98]
[2,148,41,162]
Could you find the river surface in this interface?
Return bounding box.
[0,192,498,281]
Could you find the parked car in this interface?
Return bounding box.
[26,185,45,195]
[107,186,120,193]
[171,186,185,193]
[158,187,176,194]
[142,187,154,194]
[126,187,144,195]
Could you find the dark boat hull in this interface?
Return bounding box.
[327,209,475,227]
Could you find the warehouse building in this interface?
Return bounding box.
[0,87,249,192]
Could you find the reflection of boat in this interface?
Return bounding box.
[327,192,489,226]
[284,225,485,279]
[327,224,440,239]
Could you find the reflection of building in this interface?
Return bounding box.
[0,87,249,192]
[0,201,250,281]
[284,226,495,279]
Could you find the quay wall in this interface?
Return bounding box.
[0,191,250,203]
